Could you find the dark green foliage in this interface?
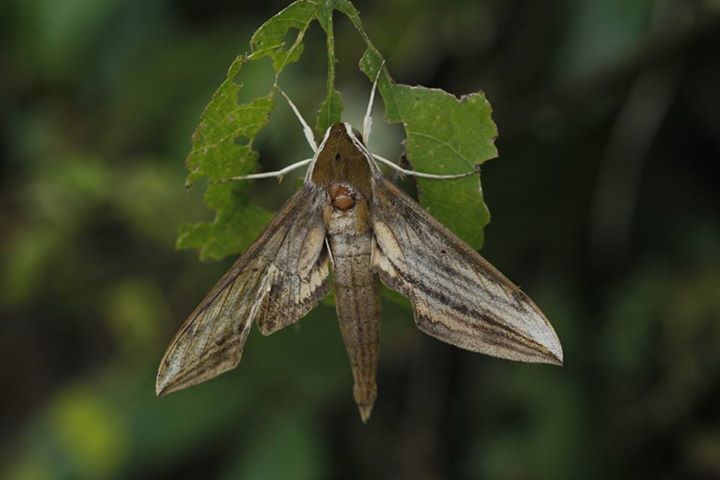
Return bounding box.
[2,0,720,479]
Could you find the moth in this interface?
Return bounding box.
[156,74,563,423]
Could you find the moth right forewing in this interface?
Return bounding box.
[369,174,563,366]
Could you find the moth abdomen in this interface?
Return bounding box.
[329,231,380,423]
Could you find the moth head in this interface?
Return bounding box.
[311,122,373,200]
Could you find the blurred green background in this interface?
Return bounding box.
[2,0,720,478]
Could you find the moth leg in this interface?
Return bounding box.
[362,60,385,145]
[325,238,335,266]
[213,158,313,183]
[390,153,412,183]
[276,86,318,153]
[372,154,479,180]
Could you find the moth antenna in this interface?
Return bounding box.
[276,86,318,153]
[211,158,313,183]
[362,60,386,145]
[372,154,479,180]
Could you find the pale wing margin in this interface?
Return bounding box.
[156,183,331,396]
[369,175,563,365]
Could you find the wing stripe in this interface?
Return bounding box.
[156,184,331,396]
[380,252,548,354]
[189,187,315,320]
[370,175,563,365]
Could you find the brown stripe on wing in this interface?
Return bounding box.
[156,184,332,396]
[369,174,563,365]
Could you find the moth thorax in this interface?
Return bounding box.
[328,183,356,211]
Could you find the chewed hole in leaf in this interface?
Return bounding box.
[282,28,300,51]
[235,57,275,104]
[234,136,249,146]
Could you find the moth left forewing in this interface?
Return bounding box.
[369,174,563,365]
[253,217,330,336]
[156,184,330,396]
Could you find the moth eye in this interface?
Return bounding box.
[335,153,341,161]
[333,195,355,211]
[328,183,356,211]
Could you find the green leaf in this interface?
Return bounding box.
[178,0,497,260]
[248,0,319,71]
[359,45,497,250]
[178,55,275,260]
[178,0,342,260]
[186,72,274,185]
[315,90,343,136]
[176,196,271,261]
[315,4,343,135]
